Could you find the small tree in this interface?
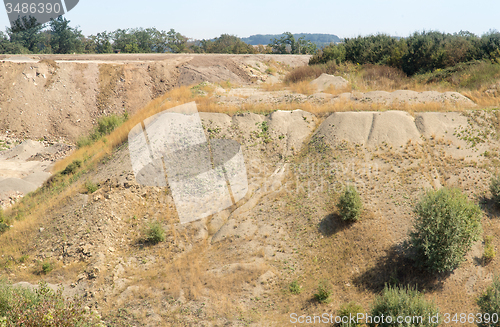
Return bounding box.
[369,285,439,327]
[337,185,363,222]
[411,187,482,273]
[477,276,500,327]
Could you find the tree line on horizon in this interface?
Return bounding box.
[2,16,500,78]
[0,16,318,55]
[310,31,500,75]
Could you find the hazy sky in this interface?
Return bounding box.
[1,0,499,40]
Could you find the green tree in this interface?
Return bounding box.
[7,16,46,53]
[410,187,482,273]
[166,29,187,53]
[0,31,28,54]
[91,32,113,53]
[48,16,83,54]
[271,32,316,54]
[201,34,255,54]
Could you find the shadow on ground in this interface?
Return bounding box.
[318,213,354,236]
[352,243,448,293]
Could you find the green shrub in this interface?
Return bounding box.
[284,65,324,83]
[61,159,82,175]
[484,236,496,265]
[289,280,302,295]
[314,280,331,303]
[0,210,8,234]
[85,181,99,194]
[337,185,363,222]
[41,261,54,274]
[144,221,166,245]
[0,279,102,326]
[369,285,440,327]
[411,187,482,273]
[490,174,500,207]
[337,302,364,327]
[477,276,500,327]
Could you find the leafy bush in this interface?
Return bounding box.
[284,65,324,83]
[337,185,363,222]
[0,279,102,326]
[477,276,500,327]
[85,181,99,194]
[289,280,302,295]
[484,236,496,265]
[337,302,364,327]
[490,174,500,207]
[61,159,82,175]
[369,285,439,327]
[314,280,331,303]
[411,187,482,273]
[144,221,166,245]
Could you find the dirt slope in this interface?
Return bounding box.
[2,107,500,326]
[0,54,310,141]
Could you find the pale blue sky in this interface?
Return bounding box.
[1,0,499,40]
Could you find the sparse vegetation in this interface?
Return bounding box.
[289,280,302,295]
[0,210,7,234]
[337,302,364,327]
[41,260,54,274]
[337,185,363,222]
[411,187,482,273]
[144,221,166,245]
[61,159,82,175]
[490,174,500,207]
[85,181,99,194]
[484,236,496,265]
[314,280,332,303]
[76,113,128,148]
[369,285,440,327]
[0,279,102,326]
[477,276,500,327]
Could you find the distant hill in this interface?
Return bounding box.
[241,33,342,47]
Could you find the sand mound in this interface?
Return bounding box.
[310,73,348,92]
[267,110,317,155]
[315,111,421,147]
[200,109,315,156]
[414,112,487,158]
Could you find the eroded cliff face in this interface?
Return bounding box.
[0,54,310,141]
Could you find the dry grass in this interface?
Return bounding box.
[288,80,316,95]
[284,65,324,84]
[259,82,286,92]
